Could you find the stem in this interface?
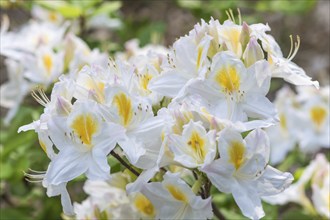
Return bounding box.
[110,151,140,177]
[212,202,227,220]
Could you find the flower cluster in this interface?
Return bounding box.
[18,12,320,219]
[265,85,329,164]
[263,154,330,219]
[0,6,109,124]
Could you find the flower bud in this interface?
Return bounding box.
[239,22,250,51]
[243,37,264,67]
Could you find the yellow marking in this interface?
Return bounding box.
[187,131,206,162]
[113,93,133,127]
[215,66,240,93]
[310,106,327,129]
[279,113,287,130]
[196,46,203,69]
[229,141,245,170]
[43,54,53,74]
[71,114,98,146]
[172,111,193,135]
[226,28,241,55]
[166,184,187,202]
[140,74,153,91]
[48,12,58,22]
[39,140,47,153]
[134,193,155,217]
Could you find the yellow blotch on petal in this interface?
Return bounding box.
[134,193,155,217]
[39,140,47,153]
[48,12,58,22]
[71,114,99,146]
[279,113,287,131]
[229,141,245,170]
[140,74,153,91]
[196,46,203,69]
[113,93,133,127]
[43,54,53,74]
[225,28,241,56]
[310,106,327,129]
[215,66,240,93]
[166,184,187,202]
[187,131,206,163]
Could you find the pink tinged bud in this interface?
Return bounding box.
[243,37,264,67]
[56,96,72,116]
[239,22,250,51]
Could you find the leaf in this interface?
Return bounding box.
[281,208,313,220]
[0,163,13,179]
[92,1,122,16]
[36,1,83,18]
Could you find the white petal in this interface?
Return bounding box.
[257,166,294,196]
[243,94,277,120]
[118,137,146,165]
[148,70,189,98]
[46,148,89,185]
[126,167,158,194]
[231,180,265,220]
[202,159,235,193]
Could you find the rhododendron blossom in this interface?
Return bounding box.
[13,11,323,220]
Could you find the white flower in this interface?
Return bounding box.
[265,87,299,164]
[141,172,213,219]
[148,34,212,98]
[168,120,217,168]
[0,59,31,124]
[260,34,319,88]
[31,5,63,25]
[23,46,64,86]
[296,92,329,153]
[202,128,293,219]
[45,100,125,185]
[74,179,136,219]
[263,154,329,218]
[178,51,277,123]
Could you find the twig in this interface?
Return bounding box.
[212,202,227,220]
[110,151,140,177]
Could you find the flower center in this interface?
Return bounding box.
[42,54,53,74]
[134,193,155,217]
[310,106,327,130]
[187,131,206,163]
[140,73,153,92]
[229,141,245,170]
[71,114,99,147]
[215,66,240,94]
[113,93,133,127]
[166,184,187,202]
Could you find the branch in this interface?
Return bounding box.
[212,202,227,220]
[110,151,140,177]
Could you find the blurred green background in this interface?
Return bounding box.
[0,0,329,219]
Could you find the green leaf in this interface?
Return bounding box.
[36,1,83,18]
[220,208,248,220]
[281,208,313,220]
[0,163,13,179]
[0,207,33,220]
[92,1,122,16]
[177,0,202,9]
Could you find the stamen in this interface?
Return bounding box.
[226,10,232,22]
[237,8,242,25]
[287,35,294,59]
[24,169,46,183]
[287,35,300,61]
[31,87,50,107]
[229,9,236,24]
